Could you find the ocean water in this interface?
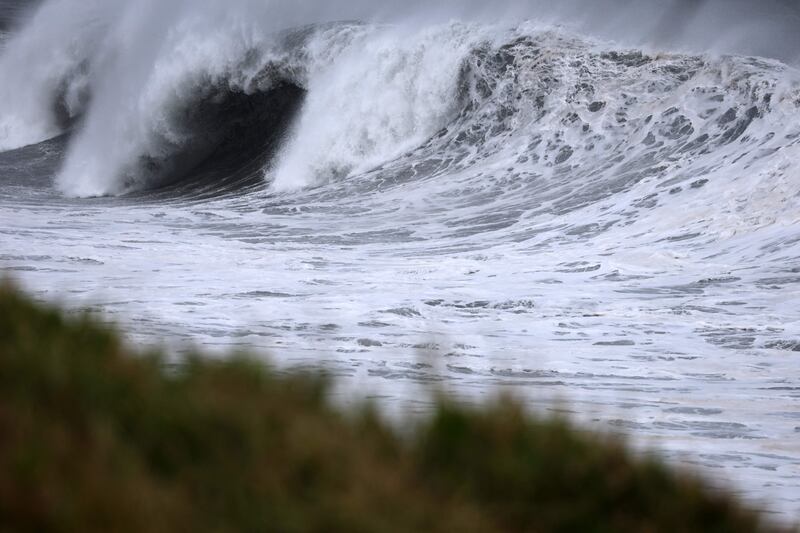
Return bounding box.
[1,0,799,522]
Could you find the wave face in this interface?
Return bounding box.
[2,0,800,523]
[1,0,799,195]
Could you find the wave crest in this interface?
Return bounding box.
[1,0,799,202]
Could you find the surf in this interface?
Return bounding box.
[0,0,799,198]
[2,0,800,522]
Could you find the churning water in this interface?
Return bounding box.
[1,0,799,522]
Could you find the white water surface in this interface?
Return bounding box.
[1,0,799,524]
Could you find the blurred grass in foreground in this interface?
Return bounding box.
[0,283,789,532]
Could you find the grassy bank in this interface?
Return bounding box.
[0,283,786,532]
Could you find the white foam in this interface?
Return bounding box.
[0,0,111,151]
[270,23,484,190]
[2,0,799,193]
[2,2,800,521]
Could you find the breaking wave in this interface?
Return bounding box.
[0,0,799,216]
[3,0,800,520]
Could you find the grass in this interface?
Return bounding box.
[0,282,788,532]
